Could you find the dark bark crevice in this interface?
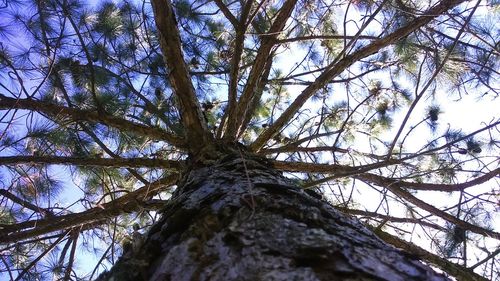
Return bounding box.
[98,155,450,281]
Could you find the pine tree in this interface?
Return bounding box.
[0,0,498,280]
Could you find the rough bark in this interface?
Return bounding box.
[97,152,451,281]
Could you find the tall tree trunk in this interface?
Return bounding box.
[98,152,449,281]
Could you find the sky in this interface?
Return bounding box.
[0,0,498,279]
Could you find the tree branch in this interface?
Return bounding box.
[356,176,500,240]
[355,168,499,192]
[278,34,379,44]
[150,0,213,152]
[337,207,446,231]
[270,159,400,175]
[272,159,499,192]
[0,189,54,217]
[372,228,488,281]
[13,230,70,281]
[237,53,274,138]
[261,145,388,161]
[79,63,173,127]
[224,0,298,139]
[50,73,152,185]
[220,0,256,140]
[250,0,467,151]
[386,0,480,159]
[0,156,184,170]
[0,93,185,147]
[469,247,500,270]
[0,174,178,243]
[212,0,238,27]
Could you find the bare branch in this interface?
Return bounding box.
[469,247,500,270]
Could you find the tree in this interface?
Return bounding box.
[0,0,498,279]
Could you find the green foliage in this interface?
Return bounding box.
[94,1,124,38]
[393,36,419,74]
[13,167,62,200]
[0,0,498,280]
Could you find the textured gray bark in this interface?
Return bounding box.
[98,153,450,281]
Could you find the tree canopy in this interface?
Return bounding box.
[0,0,498,280]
